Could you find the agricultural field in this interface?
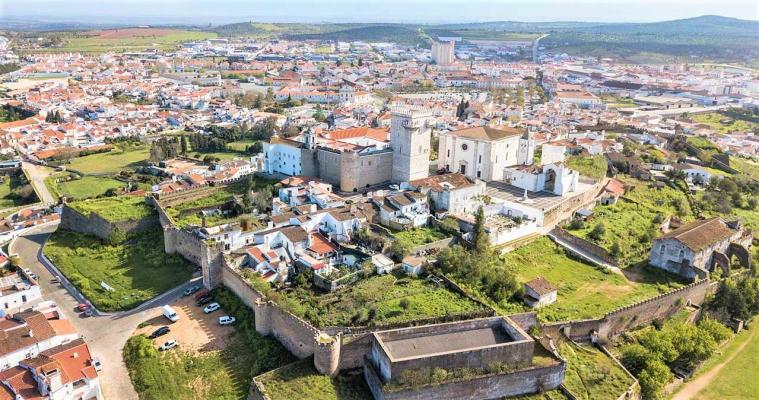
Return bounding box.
[691,112,758,134]
[68,195,154,223]
[32,28,217,53]
[557,339,635,400]
[504,237,681,322]
[46,175,126,200]
[256,270,487,328]
[255,359,371,400]
[44,227,193,311]
[566,175,693,266]
[64,144,150,175]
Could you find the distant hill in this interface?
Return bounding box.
[575,15,759,37]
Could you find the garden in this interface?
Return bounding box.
[44,227,193,311]
[46,174,126,200]
[0,171,38,209]
[244,269,487,328]
[255,359,371,400]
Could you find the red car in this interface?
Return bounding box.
[194,290,209,300]
[77,303,89,312]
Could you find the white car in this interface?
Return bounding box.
[203,302,220,314]
[219,316,236,325]
[159,339,178,351]
[92,357,102,371]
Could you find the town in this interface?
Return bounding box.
[0,7,757,400]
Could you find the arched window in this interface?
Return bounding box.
[660,244,666,254]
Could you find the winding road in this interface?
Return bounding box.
[9,222,201,400]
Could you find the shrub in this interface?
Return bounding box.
[399,298,410,309]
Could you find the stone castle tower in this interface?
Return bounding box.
[390,107,433,183]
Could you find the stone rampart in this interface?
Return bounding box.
[598,278,710,340]
[59,202,155,240]
[364,355,565,400]
[550,227,618,267]
[410,236,456,255]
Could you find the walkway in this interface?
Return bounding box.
[9,223,201,400]
[22,161,55,204]
[547,230,621,274]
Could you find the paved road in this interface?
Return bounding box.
[10,223,202,400]
[22,161,55,204]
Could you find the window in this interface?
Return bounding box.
[462,143,468,151]
[447,149,450,157]
[477,171,481,178]
[660,244,665,254]
[478,155,482,164]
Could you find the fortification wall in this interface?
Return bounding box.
[598,279,711,340]
[59,202,154,240]
[364,357,565,400]
[221,264,318,358]
[542,318,603,342]
[410,236,456,255]
[338,333,374,371]
[550,228,617,267]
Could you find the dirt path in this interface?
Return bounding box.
[671,325,758,400]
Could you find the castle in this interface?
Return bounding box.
[263,108,433,193]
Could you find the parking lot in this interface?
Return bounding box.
[133,294,235,352]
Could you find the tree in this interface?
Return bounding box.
[180,135,188,155]
[473,206,489,252]
[588,223,606,242]
[638,359,672,399]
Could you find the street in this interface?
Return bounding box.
[22,161,56,204]
[9,223,201,400]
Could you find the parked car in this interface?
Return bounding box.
[196,296,214,306]
[203,303,220,314]
[50,277,60,284]
[23,268,32,275]
[194,290,209,300]
[29,273,38,281]
[159,339,178,351]
[77,304,89,312]
[149,326,170,339]
[83,309,94,318]
[92,357,102,372]
[183,285,201,296]
[219,316,236,325]
[162,305,179,322]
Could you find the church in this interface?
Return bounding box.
[263,108,433,193]
[436,125,536,182]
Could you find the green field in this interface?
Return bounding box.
[682,322,759,399]
[253,270,487,328]
[504,237,681,322]
[565,155,608,180]
[68,195,154,223]
[558,339,635,400]
[566,176,693,266]
[44,228,193,311]
[33,30,217,53]
[47,175,126,200]
[393,226,448,247]
[692,112,758,135]
[256,359,372,400]
[225,140,258,152]
[65,145,150,175]
[163,180,269,227]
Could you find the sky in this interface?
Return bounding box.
[1,0,757,25]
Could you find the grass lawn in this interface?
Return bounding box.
[504,237,682,322]
[692,112,758,135]
[193,150,248,162]
[566,176,693,266]
[256,359,372,400]
[69,195,154,223]
[392,226,448,247]
[257,270,487,328]
[65,145,149,175]
[565,155,608,180]
[730,157,759,180]
[226,140,258,152]
[47,175,126,200]
[558,339,635,400]
[44,227,193,311]
[683,322,759,399]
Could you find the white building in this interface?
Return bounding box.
[431,41,455,66]
[503,162,579,196]
[437,125,535,182]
